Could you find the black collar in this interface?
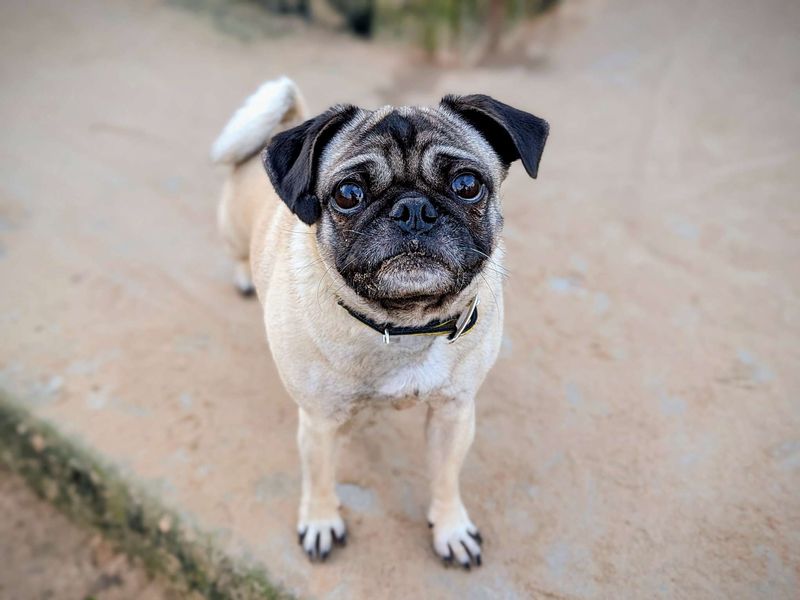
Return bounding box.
[337,296,480,344]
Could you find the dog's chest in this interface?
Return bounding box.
[348,337,453,405]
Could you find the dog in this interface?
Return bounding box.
[212,77,548,568]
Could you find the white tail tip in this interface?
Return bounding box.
[211,76,303,165]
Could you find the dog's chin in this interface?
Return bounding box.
[348,253,461,310]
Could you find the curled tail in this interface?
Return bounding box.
[210,76,306,165]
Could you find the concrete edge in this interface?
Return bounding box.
[0,389,292,600]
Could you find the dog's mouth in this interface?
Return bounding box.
[345,251,476,308]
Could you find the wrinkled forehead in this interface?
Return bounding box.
[317,105,503,190]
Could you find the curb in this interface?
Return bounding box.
[0,390,291,600]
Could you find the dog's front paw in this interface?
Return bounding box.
[428,503,482,569]
[298,513,346,562]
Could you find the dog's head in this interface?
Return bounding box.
[263,95,548,316]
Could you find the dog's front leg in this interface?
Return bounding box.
[426,399,482,568]
[297,407,347,561]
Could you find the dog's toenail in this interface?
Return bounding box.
[461,541,474,562]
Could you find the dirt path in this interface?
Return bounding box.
[0,467,176,600]
[0,0,798,598]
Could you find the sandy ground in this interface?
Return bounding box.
[0,467,174,600]
[1,0,799,598]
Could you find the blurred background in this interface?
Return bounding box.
[0,0,798,598]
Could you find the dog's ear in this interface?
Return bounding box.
[263,105,359,225]
[441,94,549,178]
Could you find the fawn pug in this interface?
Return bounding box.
[213,77,548,568]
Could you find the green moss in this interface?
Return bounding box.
[0,391,291,600]
[166,0,302,43]
[375,0,560,54]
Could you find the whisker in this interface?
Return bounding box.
[315,254,358,307]
[468,248,510,278]
[330,279,351,299]
[484,269,510,281]
[276,226,316,236]
[319,266,355,305]
[315,260,338,309]
[291,256,326,274]
[477,261,510,280]
[478,271,502,325]
[342,228,376,240]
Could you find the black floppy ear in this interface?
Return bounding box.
[263,105,359,225]
[441,94,549,178]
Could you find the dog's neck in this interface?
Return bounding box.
[336,293,480,344]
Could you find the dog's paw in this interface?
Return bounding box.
[297,514,346,562]
[234,260,255,297]
[428,504,482,569]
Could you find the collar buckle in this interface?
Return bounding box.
[448,295,481,344]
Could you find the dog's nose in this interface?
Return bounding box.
[389,196,438,234]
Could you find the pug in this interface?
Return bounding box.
[212,77,548,568]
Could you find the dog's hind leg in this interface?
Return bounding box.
[217,174,256,296]
[233,259,254,296]
[426,399,482,569]
[296,407,347,561]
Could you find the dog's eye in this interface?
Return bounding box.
[333,182,364,212]
[451,172,484,202]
